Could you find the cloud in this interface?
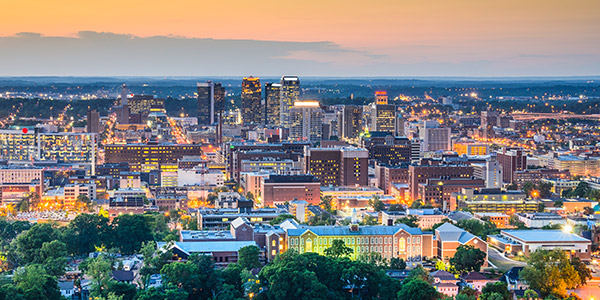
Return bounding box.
[0,31,378,76]
[0,31,597,77]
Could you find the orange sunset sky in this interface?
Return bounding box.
[0,0,598,76]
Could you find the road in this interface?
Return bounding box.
[572,280,600,299]
[487,247,526,271]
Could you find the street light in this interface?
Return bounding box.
[562,224,573,233]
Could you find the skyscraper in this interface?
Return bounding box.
[289,101,324,143]
[338,105,363,140]
[265,83,281,125]
[197,81,225,126]
[279,76,300,127]
[375,91,388,104]
[370,104,396,133]
[419,121,451,152]
[87,109,100,133]
[241,76,262,124]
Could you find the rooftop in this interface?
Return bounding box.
[501,230,591,243]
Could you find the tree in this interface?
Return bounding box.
[395,216,419,227]
[553,200,563,208]
[268,214,296,225]
[520,249,580,298]
[135,285,188,300]
[449,245,486,274]
[245,192,255,200]
[139,241,172,288]
[324,239,353,259]
[15,223,60,265]
[83,255,114,297]
[505,183,518,190]
[480,282,511,300]
[456,218,497,239]
[13,264,61,300]
[40,240,68,277]
[103,282,137,300]
[397,278,439,300]
[237,245,261,270]
[111,214,153,254]
[63,213,110,255]
[0,284,26,300]
[509,215,527,230]
[160,255,219,300]
[570,256,592,287]
[357,252,387,267]
[389,257,406,270]
[320,196,334,213]
[369,196,385,212]
[405,265,433,284]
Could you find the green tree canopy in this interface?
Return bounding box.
[237,245,261,270]
[449,245,487,274]
[519,249,580,298]
[13,264,61,300]
[396,278,439,300]
[324,239,353,259]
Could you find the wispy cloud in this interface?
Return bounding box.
[0,31,598,77]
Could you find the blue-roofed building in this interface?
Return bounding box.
[434,223,488,265]
[487,229,592,260]
[286,223,434,261]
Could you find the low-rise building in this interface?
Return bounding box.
[515,212,565,228]
[260,175,321,207]
[452,188,536,214]
[487,230,592,260]
[474,212,512,229]
[286,223,435,262]
[434,223,488,264]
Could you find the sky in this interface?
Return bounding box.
[0,0,598,77]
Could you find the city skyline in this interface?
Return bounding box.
[0,0,598,77]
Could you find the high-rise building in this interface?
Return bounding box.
[305,147,369,186]
[127,95,165,120]
[265,83,281,126]
[197,81,225,125]
[497,147,527,183]
[481,111,499,140]
[361,132,412,165]
[120,84,129,106]
[0,129,37,161]
[375,91,388,105]
[473,159,503,188]
[338,105,363,140]
[289,101,324,143]
[370,104,396,133]
[86,110,100,133]
[241,76,262,124]
[279,76,300,127]
[419,121,451,152]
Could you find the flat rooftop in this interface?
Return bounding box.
[502,230,591,243]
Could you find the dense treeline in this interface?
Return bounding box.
[0,98,115,119]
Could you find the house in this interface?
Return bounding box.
[460,272,490,291]
[112,270,134,284]
[430,270,459,297]
[58,281,75,298]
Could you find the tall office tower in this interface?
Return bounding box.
[197,81,225,126]
[375,91,388,104]
[87,110,100,133]
[279,76,300,127]
[481,110,499,140]
[241,76,262,124]
[338,105,363,140]
[419,121,451,152]
[289,101,324,143]
[497,147,526,183]
[120,84,128,105]
[370,103,396,133]
[472,159,503,188]
[395,115,405,136]
[265,83,281,125]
